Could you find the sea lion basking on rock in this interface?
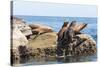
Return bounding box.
[29,24,53,34]
[29,24,53,39]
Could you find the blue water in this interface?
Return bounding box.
[15,15,97,40]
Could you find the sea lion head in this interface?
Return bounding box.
[62,21,69,28]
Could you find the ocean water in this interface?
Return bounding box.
[14,15,97,65]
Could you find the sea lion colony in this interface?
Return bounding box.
[57,21,96,56]
[11,17,97,65]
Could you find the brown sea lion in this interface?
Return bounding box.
[29,24,53,34]
[57,21,69,41]
[29,24,53,39]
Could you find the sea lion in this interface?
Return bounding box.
[29,24,53,34]
[57,21,69,41]
[29,24,53,39]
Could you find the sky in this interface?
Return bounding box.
[13,1,97,17]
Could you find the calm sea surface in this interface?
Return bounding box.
[15,15,97,65]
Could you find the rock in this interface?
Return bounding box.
[11,45,33,65]
[76,34,96,45]
[75,34,97,55]
[28,32,57,49]
[18,45,32,63]
[11,27,29,64]
[29,24,53,35]
[12,27,28,49]
[13,17,32,37]
[27,32,57,58]
[12,16,33,51]
[11,17,33,65]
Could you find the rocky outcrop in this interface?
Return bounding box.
[11,32,57,65]
[11,17,56,65]
[11,17,32,65]
[28,32,57,49]
[12,27,28,49]
[13,17,32,37]
[12,16,33,49]
[74,34,96,55]
[11,45,33,65]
